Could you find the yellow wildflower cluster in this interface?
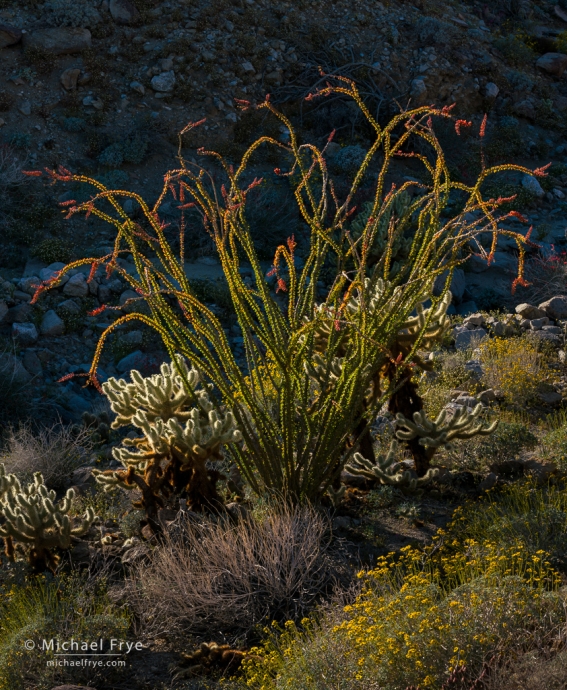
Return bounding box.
[241,507,564,690]
[478,336,550,405]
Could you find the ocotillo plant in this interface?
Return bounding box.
[0,465,95,573]
[28,76,543,501]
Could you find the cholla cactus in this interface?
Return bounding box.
[345,440,439,491]
[395,404,498,451]
[92,356,242,531]
[0,465,94,573]
[396,291,452,355]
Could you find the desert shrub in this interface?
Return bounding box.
[522,250,567,304]
[449,481,567,572]
[542,426,567,472]
[1,423,93,489]
[31,237,74,264]
[127,504,338,638]
[446,421,538,472]
[241,540,564,690]
[33,78,538,503]
[0,573,130,690]
[98,143,124,168]
[493,34,536,66]
[478,337,550,406]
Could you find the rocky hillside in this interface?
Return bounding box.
[2,0,567,424]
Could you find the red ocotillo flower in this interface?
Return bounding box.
[480,114,488,138]
[454,119,472,135]
[276,278,287,293]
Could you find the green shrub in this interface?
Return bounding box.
[0,574,130,690]
[493,34,536,66]
[542,426,567,472]
[32,238,74,264]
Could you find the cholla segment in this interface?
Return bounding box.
[395,404,498,451]
[346,440,439,491]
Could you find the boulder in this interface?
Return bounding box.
[515,303,546,320]
[529,317,550,330]
[0,23,22,48]
[40,310,65,337]
[116,350,146,373]
[18,276,40,295]
[12,322,38,346]
[23,28,92,55]
[58,299,81,315]
[539,295,567,320]
[109,0,141,25]
[433,268,465,303]
[457,300,478,316]
[521,174,545,198]
[536,52,567,77]
[463,312,485,327]
[467,254,489,273]
[455,327,487,350]
[63,273,88,298]
[6,303,33,323]
[119,289,141,313]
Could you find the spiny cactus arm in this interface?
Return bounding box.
[91,468,138,492]
[327,485,346,507]
[70,506,96,536]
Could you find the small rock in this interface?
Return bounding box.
[0,24,22,48]
[478,388,496,404]
[485,82,499,99]
[513,100,536,120]
[18,100,31,116]
[478,472,498,491]
[60,68,80,90]
[521,174,545,198]
[63,273,88,298]
[119,289,141,313]
[122,329,143,346]
[539,295,567,320]
[455,328,487,350]
[433,268,465,303]
[22,350,43,377]
[151,71,176,92]
[542,325,562,334]
[536,52,567,77]
[515,303,546,320]
[410,78,427,97]
[130,80,145,95]
[12,322,38,346]
[529,317,550,330]
[40,310,65,336]
[23,28,92,55]
[241,61,256,73]
[39,266,69,285]
[109,0,141,24]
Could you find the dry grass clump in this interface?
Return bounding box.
[1,423,93,489]
[521,251,567,304]
[127,503,340,639]
[478,336,550,406]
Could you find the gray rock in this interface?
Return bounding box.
[485,82,499,99]
[521,174,545,198]
[0,23,22,48]
[12,322,38,346]
[539,296,567,320]
[63,273,88,298]
[478,388,496,404]
[116,350,146,373]
[58,299,81,315]
[23,28,92,55]
[109,0,141,24]
[455,328,488,350]
[433,268,465,303]
[526,330,562,347]
[119,289,140,313]
[478,472,498,491]
[130,80,145,95]
[151,70,176,92]
[542,325,562,334]
[18,100,31,116]
[39,266,69,285]
[463,312,485,327]
[22,350,43,377]
[0,300,7,323]
[529,317,550,330]
[536,52,567,77]
[122,330,143,346]
[515,303,546,320]
[457,301,478,316]
[6,303,33,323]
[18,276,40,295]
[40,310,65,336]
[97,284,112,303]
[467,254,490,273]
[410,78,427,97]
[65,394,91,415]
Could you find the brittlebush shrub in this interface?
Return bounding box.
[478,337,549,405]
[240,541,564,690]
